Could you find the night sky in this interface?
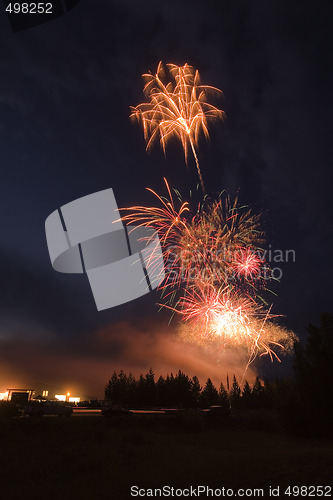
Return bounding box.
[0,0,332,398]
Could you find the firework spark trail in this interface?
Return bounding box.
[130,61,224,192]
[120,180,297,370]
[120,179,190,248]
[121,179,268,300]
[127,63,296,372]
[175,284,281,354]
[176,284,296,379]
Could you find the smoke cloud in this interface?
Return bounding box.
[0,317,257,398]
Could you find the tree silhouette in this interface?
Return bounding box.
[218,383,229,409]
[174,370,193,407]
[165,374,175,407]
[145,367,156,405]
[127,372,137,404]
[105,371,119,403]
[104,367,296,414]
[156,375,166,406]
[136,368,157,406]
[291,313,333,436]
[241,380,252,408]
[191,376,202,407]
[105,370,134,405]
[252,377,264,409]
[200,378,219,407]
[230,375,242,409]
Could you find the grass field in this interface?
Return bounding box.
[0,412,332,499]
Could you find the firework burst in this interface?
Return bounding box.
[121,181,295,371]
[130,61,224,192]
[126,63,296,374]
[176,284,294,362]
[122,179,267,298]
[231,247,262,280]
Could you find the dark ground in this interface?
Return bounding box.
[0,411,332,499]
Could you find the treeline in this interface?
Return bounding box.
[283,312,333,438]
[105,313,333,439]
[105,369,282,410]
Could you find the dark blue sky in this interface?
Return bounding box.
[0,0,332,395]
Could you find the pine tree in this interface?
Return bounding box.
[164,374,175,407]
[118,370,129,404]
[241,380,252,409]
[292,313,333,435]
[105,370,132,404]
[218,383,229,409]
[200,378,219,407]
[140,368,156,406]
[191,376,202,407]
[156,375,166,406]
[252,377,264,408]
[174,370,193,407]
[105,370,118,402]
[230,375,241,409]
[127,372,137,405]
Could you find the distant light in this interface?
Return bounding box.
[0,391,8,401]
[55,394,66,402]
[42,390,48,397]
[67,392,70,397]
[69,397,80,403]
